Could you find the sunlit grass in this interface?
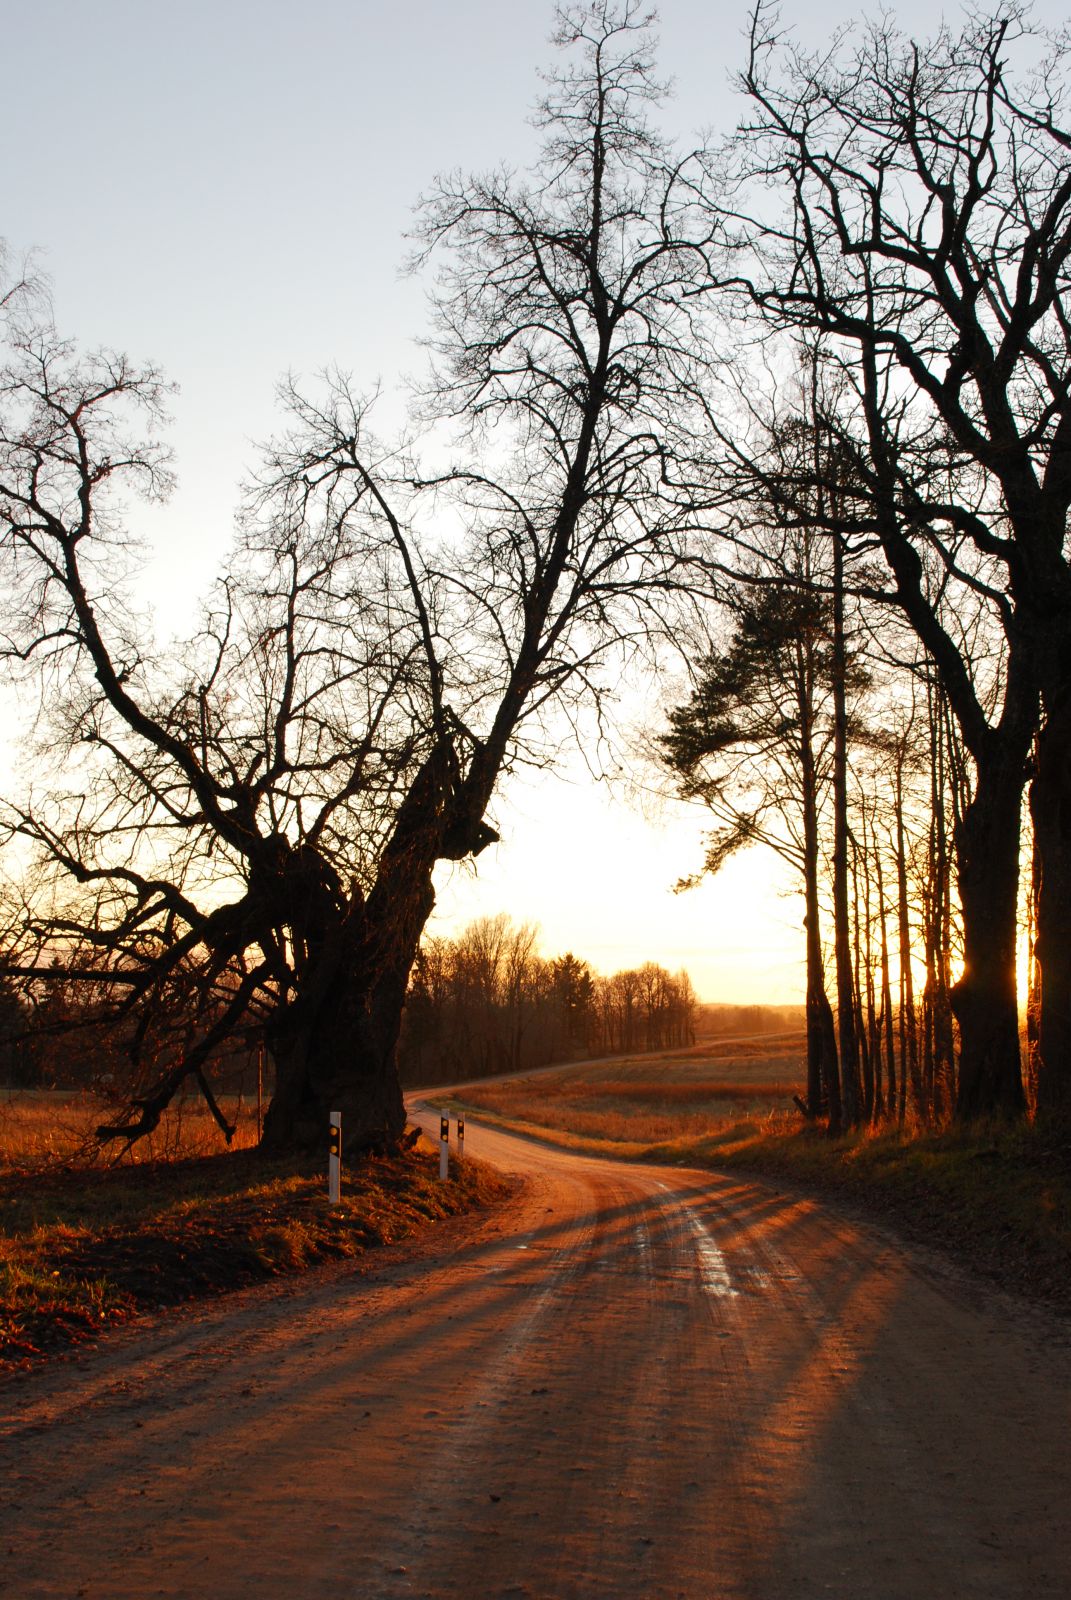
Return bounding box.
[0,1088,262,1171]
[445,1035,805,1157]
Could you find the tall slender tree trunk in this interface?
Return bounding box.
[923,702,942,1122]
[876,844,896,1122]
[894,759,921,1123]
[799,643,840,1127]
[831,529,861,1124]
[1026,802,1042,1112]
[853,831,876,1121]
[933,696,958,1116]
[859,805,883,1120]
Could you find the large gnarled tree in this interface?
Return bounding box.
[0,2,712,1154]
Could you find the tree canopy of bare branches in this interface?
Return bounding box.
[696,4,1071,1116]
[0,3,713,1155]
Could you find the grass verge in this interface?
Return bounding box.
[448,1074,1071,1315]
[0,1139,510,1375]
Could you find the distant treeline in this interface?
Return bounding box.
[399,915,697,1087]
[0,920,698,1096]
[0,967,261,1098]
[696,1004,804,1039]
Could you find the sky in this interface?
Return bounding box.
[3,0,1063,1002]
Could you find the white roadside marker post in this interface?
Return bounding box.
[439,1113,449,1181]
[457,1114,465,1162]
[328,1111,342,1205]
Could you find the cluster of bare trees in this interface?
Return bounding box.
[1,2,1068,1151]
[592,960,698,1056]
[660,3,1071,1128]
[400,915,695,1085]
[698,1004,802,1037]
[663,520,973,1128]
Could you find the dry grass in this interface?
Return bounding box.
[448,1034,805,1155]
[1,1138,510,1374]
[0,1089,512,1375]
[0,1088,262,1171]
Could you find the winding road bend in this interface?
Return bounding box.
[2,1112,1069,1599]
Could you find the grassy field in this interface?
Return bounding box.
[446,1035,1071,1314]
[445,1032,805,1155]
[0,1089,510,1375]
[0,1087,263,1169]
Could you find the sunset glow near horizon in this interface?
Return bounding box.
[4,0,1061,1004]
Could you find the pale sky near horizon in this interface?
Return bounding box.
[3,0,1064,1002]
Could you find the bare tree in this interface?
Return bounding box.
[0,240,42,325]
[0,3,712,1155]
[401,915,546,1082]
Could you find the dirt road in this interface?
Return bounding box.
[2,1115,1069,1599]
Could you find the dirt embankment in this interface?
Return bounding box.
[1,1143,510,1374]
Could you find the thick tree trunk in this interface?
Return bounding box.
[1031,700,1071,1119]
[259,730,505,1155]
[261,881,424,1157]
[952,765,1026,1120]
[260,763,451,1155]
[263,969,408,1156]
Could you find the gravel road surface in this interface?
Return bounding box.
[2,1111,1068,1599]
